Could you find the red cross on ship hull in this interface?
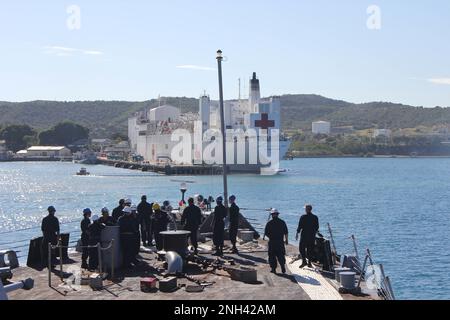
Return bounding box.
[255,113,275,130]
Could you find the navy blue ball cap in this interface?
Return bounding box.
[47,206,56,212]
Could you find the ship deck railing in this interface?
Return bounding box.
[327,223,395,300]
[46,240,116,287]
[1,219,395,300]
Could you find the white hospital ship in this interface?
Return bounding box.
[128,73,291,173]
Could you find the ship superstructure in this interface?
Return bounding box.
[128,73,291,173]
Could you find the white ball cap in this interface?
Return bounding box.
[270,208,279,215]
[124,198,132,204]
[123,206,132,214]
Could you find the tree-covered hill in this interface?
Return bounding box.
[1,95,449,138]
[278,95,450,131]
[0,98,198,138]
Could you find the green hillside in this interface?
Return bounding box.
[279,95,450,131]
[1,95,449,138]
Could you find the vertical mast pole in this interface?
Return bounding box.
[238,78,241,102]
[216,50,229,209]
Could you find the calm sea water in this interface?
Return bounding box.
[1,159,449,300]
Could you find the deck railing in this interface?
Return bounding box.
[1,215,396,300]
[0,220,82,260]
[327,224,395,300]
[47,240,115,288]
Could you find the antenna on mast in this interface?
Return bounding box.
[238,78,241,102]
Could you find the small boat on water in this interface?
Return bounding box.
[76,168,90,176]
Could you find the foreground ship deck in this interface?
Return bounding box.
[6,239,378,301]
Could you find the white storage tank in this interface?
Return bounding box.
[149,105,181,122]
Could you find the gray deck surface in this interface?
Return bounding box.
[6,239,374,300]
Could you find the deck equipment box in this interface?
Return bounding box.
[159,276,177,292]
[140,277,158,292]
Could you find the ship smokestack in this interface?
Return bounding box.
[199,93,211,133]
[249,72,261,112]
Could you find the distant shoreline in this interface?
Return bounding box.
[3,155,450,164]
[0,158,72,162]
[288,155,450,159]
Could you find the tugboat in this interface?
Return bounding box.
[76,167,90,176]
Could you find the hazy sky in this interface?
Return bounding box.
[0,0,449,107]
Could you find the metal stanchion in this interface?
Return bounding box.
[327,223,337,254]
[379,264,392,300]
[59,239,63,282]
[356,253,369,288]
[327,223,337,265]
[45,241,115,288]
[48,243,51,287]
[97,243,102,274]
[111,239,115,280]
[385,276,395,300]
[351,235,360,262]
[366,248,375,265]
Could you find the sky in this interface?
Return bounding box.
[0,0,449,107]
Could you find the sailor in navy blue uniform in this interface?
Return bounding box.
[264,209,288,274]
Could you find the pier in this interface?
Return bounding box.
[98,158,263,175]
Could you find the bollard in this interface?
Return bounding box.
[0,267,12,282]
[334,267,351,283]
[340,271,356,290]
[7,251,19,269]
[0,251,19,269]
[161,231,190,258]
[239,231,254,243]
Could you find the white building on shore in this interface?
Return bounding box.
[16,146,72,158]
[312,121,331,135]
[373,129,392,138]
